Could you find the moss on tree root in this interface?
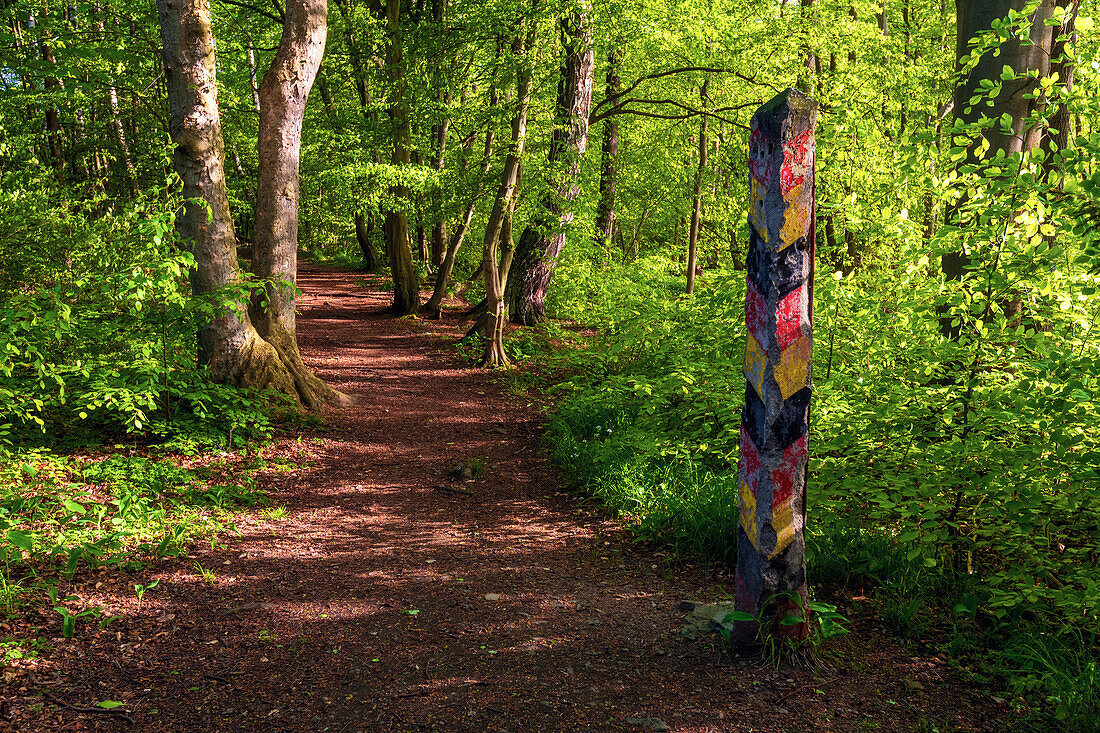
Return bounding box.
[210,327,353,411]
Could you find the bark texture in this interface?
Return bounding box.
[384,0,420,315]
[157,0,334,408]
[953,0,1055,159]
[593,47,621,253]
[504,11,594,326]
[479,29,535,367]
[251,0,346,408]
[943,0,1056,288]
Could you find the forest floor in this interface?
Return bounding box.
[1,263,1018,732]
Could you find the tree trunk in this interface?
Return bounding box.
[94,1,138,196]
[798,0,818,94]
[686,76,709,295]
[504,10,595,326]
[424,47,502,318]
[954,0,1055,159]
[1041,0,1078,190]
[157,0,311,404]
[337,0,383,275]
[356,212,380,271]
[424,115,496,317]
[429,0,450,270]
[478,28,535,367]
[944,0,1056,286]
[247,36,262,114]
[39,29,65,180]
[249,0,346,408]
[430,113,450,268]
[593,47,621,252]
[384,0,420,315]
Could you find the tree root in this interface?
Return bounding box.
[209,326,352,411]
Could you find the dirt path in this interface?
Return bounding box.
[7,264,1010,732]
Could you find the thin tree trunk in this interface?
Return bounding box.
[337,0,382,271]
[504,10,595,326]
[593,47,621,252]
[477,28,535,367]
[798,0,818,94]
[424,66,500,317]
[247,36,262,114]
[39,26,65,180]
[429,0,450,269]
[384,0,420,315]
[686,76,709,295]
[356,212,380,271]
[95,1,138,196]
[1042,0,1078,189]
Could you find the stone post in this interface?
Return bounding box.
[735,88,816,645]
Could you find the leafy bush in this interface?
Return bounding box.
[0,177,284,448]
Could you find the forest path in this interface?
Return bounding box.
[31,263,1005,732]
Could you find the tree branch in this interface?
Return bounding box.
[591,66,779,115]
[219,0,283,23]
[591,97,759,126]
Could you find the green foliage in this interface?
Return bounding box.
[0,449,268,620]
[997,627,1100,732]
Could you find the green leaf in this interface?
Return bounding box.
[62,499,86,515]
[721,611,757,623]
[97,701,126,709]
[6,530,33,551]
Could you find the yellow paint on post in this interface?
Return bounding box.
[778,183,807,251]
[744,332,767,401]
[770,500,795,558]
[750,178,768,243]
[739,477,759,550]
[774,336,812,399]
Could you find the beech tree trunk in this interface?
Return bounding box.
[384,0,420,315]
[686,76,709,295]
[251,0,345,408]
[943,0,1056,286]
[504,11,594,326]
[479,29,535,367]
[158,0,292,395]
[593,48,621,252]
[157,0,338,408]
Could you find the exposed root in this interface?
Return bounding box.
[209,326,352,411]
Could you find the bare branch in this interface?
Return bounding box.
[218,0,283,23]
[591,66,780,115]
[591,96,759,125]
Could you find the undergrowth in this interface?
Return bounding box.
[542,246,1100,730]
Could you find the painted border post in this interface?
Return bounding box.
[735,88,816,646]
